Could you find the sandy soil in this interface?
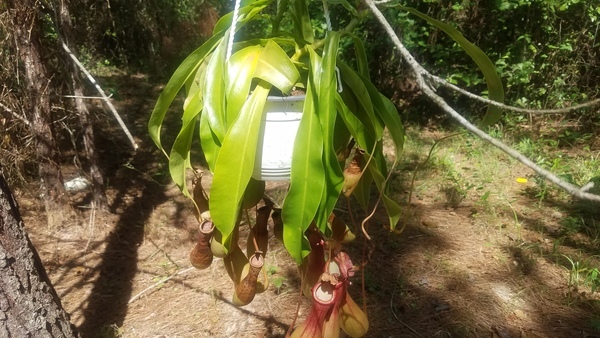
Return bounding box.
[17,74,600,338]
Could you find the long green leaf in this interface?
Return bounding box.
[234,36,298,50]
[358,74,404,156]
[271,0,290,33]
[184,60,208,112]
[210,82,272,253]
[342,71,404,223]
[150,0,273,157]
[242,178,266,209]
[168,61,207,197]
[332,113,352,159]
[382,193,402,230]
[366,150,402,230]
[294,0,314,44]
[148,32,224,154]
[203,36,228,142]
[269,31,310,47]
[213,0,274,34]
[308,34,344,231]
[255,40,301,93]
[347,33,369,79]
[169,113,199,198]
[338,62,384,140]
[282,78,325,264]
[379,94,404,155]
[399,6,505,127]
[226,45,262,129]
[335,92,376,154]
[199,111,221,171]
[352,154,372,210]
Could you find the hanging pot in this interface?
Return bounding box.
[252,95,305,181]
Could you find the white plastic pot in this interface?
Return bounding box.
[252,95,305,181]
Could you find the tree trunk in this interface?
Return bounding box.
[7,0,69,225]
[0,172,80,337]
[55,0,108,209]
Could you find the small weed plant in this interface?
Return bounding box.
[563,254,600,297]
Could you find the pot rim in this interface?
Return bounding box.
[266,95,306,102]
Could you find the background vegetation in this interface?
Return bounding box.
[3,0,598,155]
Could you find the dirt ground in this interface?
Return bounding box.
[17,74,600,337]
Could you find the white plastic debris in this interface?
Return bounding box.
[64,177,90,191]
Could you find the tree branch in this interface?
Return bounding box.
[363,0,600,202]
[62,94,111,100]
[425,74,600,115]
[128,267,194,304]
[60,42,138,150]
[0,101,31,127]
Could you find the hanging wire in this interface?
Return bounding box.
[226,0,243,61]
[322,0,333,31]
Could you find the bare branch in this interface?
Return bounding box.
[60,42,138,150]
[426,74,600,115]
[128,267,195,304]
[62,94,111,100]
[0,101,31,127]
[363,0,600,202]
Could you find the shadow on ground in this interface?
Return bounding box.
[77,74,188,337]
[67,78,600,337]
[340,130,600,337]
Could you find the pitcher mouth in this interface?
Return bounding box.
[312,281,337,305]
